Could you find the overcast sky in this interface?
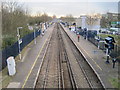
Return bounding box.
[18,0,119,2]
[6,0,120,17]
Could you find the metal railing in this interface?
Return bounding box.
[79,30,120,62]
[1,30,41,71]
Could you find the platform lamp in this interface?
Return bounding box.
[105,36,115,63]
[17,27,23,60]
[73,22,76,31]
[34,24,38,44]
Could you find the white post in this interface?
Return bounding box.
[98,37,100,49]
[17,27,22,60]
[106,48,108,56]
[86,35,87,40]
[105,48,110,63]
[34,24,37,44]
[86,30,88,40]
[98,31,101,49]
[98,42,100,49]
[34,29,36,44]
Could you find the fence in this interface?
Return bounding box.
[1,30,41,71]
[88,37,120,61]
[79,30,120,62]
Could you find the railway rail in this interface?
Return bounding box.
[57,24,77,89]
[35,23,104,89]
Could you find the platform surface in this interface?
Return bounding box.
[62,25,119,89]
[6,25,54,88]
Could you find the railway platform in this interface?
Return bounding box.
[61,25,119,89]
[5,23,119,89]
[6,25,54,88]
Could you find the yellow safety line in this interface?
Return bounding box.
[22,37,48,88]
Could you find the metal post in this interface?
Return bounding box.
[34,29,36,44]
[106,55,109,63]
[98,33,100,49]
[17,27,22,60]
[34,24,38,44]
[86,30,88,40]
[98,42,100,49]
[106,48,108,56]
[106,48,109,63]
[112,58,116,68]
[75,24,76,32]
[45,22,47,29]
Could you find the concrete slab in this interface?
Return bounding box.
[7,82,20,88]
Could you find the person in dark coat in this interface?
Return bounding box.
[112,58,117,68]
[110,50,117,68]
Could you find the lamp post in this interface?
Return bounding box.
[105,36,115,63]
[98,30,101,49]
[73,22,76,34]
[34,24,37,44]
[98,16,102,49]
[17,27,23,60]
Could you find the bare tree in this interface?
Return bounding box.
[36,11,41,17]
[60,14,75,25]
[66,14,75,22]
[86,15,98,26]
[100,12,118,28]
[0,1,2,51]
[100,16,108,28]
[2,0,32,49]
[2,1,29,35]
[2,1,53,49]
[86,14,101,30]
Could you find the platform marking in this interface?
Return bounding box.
[22,36,49,88]
[21,48,30,62]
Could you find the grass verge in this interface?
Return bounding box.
[98,34,119,45]
[109,77,120,89]
[0,68,12,88]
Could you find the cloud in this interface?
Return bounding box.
[27,2,118,17]
[17,0,119,2]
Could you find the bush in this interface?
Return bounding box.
[2,28,33,50]
[2,37,16,49]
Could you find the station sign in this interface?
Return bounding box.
[111,21,120,24]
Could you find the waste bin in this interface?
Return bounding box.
[7,56,16,76]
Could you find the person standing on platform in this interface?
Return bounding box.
[78,34,80,42]
[110,50,117,68]
[112,58,117,68]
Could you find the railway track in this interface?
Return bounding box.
[57,24,77,89]
[35,24,60,88]
[35,23,104,89]
[59,23,104,89]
